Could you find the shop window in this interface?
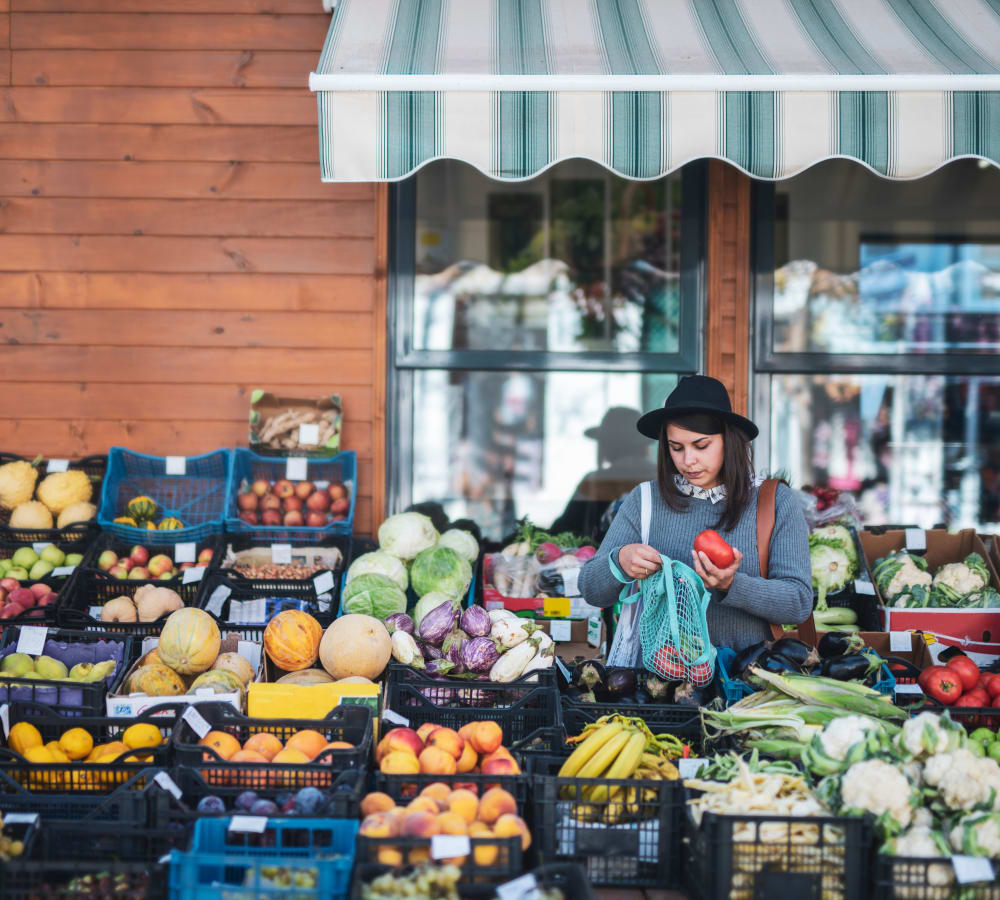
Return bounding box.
[755,159,1000,530]
[390,160,705,541]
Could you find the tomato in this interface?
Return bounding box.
[960,689,990,707]
[988,677,1000,699]
[946,655,981,692]
[921,666,962,705]
[979,673,995,691]
[652,645,685,680]
[689,662,713,686]
[693,530,735,569]
[992,695,1000,709]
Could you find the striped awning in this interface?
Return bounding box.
[309,0,1000,182]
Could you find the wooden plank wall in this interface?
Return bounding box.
[0,1,382,535]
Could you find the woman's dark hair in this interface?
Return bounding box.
[656,412,754,532]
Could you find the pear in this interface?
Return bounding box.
[40,545,66,567]
[69,662,94,681]
[0,653,34,676]
[11,547,39,570]
[34,656,68,680]
[85,660,116,683]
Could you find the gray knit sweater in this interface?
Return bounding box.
[577,481,813,651]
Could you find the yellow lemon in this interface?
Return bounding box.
[22,745,55,764]
[86,743,107,762]
[9,722,42,756]
[122,723,162,750]
[44,741,71,764]
[58,728,94,761]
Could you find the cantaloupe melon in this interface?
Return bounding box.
[157,608,220,675]
[211,652,255,687]
[318,614,391,681]
[275,669,335,686]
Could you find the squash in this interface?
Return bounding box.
[211,652,255,687]
[101,596,138,623]
[275,668,334,686]
[145,521,159,531]
[126,495,158,522]
[318,614,391,681]
[263,610,323,672]
[157,607,220,675]
[188,669,243,696]
[36,470,92,514]
[128,663,185,696]
[113,516,138,527]
[158,517,184,531]
[57,501,97,529]
[9,501,53,529]
[133,584,183,622]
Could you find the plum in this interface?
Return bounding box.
[293,787,326,816]
[235,791,259,812]
[249,799,279,817]
[275,792,293,807]
[280,798,297,815]
[196,795,226,814]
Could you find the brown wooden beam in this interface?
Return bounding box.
[372,182,389,532]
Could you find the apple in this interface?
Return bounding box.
[283,510,304,527]
[237,492,258,512]
[108,564,129,580]
[259,494,282,511]
[147,554,173,578]
[97,550,119,572]
[29,583,49,599]
[35,592,56,607]
[0,604,24,619]
[130,545,150,567]
[0,588,5,605]
[0,577,19,594]
[197,548,214,565]
[328,483,346,501]
[294,481,315,500]
[179,562,195,571]
[305,491,330,512]
[282,496,303,513]
[251,479,270,497]
[261,509,282,526]
[128,566,150,580]
[305,511,327,528]
[331,498,349,515]
[273,479,295,499]
[9,588,35,609]
[118,557,134,573]
[239,510,259,525]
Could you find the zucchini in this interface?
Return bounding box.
[813,606,857,626]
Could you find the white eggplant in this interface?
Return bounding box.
[488,608,519,625]
[490,617,537,649]
[489,635,542,682]
[521,642,555,677]
[391,630,424,669]
[534,630,554,652]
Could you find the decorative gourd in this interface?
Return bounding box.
[126,495,158,522]
[263,610,322,672]
[113,516,138,527]
[133,584,183,622]
[128,663,185,696]
[275,668,334,686]
[157,607,220,675]
[145,521,158,531]
[211,652,255,687]
[188,669,243,696]
[318,614,391,681]
[158,517,184,530]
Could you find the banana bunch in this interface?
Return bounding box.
[557,715,684,824]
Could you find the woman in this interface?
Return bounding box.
[578,375,812,651]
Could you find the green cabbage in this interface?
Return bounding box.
[437,528,479,564]
[340,573,407,619]
[410,546,472,599]
[412,591,456,628]
[378,512,439,561]
[345,550,408,591]
[811,543,853,610]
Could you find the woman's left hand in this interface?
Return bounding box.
[692,548,743,592]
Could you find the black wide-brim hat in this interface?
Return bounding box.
[636,375,759,440]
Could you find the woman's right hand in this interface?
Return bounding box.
[619,544,662,580]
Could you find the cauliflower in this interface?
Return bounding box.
[897,712,966,760]
[810,543,853,608]
[819,716,879,760]
[883,827,955,898]
[873,551,933,607]
[0,459,37,510]
[931,554,991,606]
[949,812,1000,857]
[35,469,92,514]
[838,759,917,834]
[923,749,1000,813]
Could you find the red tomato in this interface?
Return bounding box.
[988,677,1000,699]
[693,530,735,569]
[921,666,963,705]
[652,645,685,680]
[979,673,994,691]
[946,655,981,692]
[961,688,990,707]
[992,694,1000,708]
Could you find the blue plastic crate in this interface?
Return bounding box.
[716,646,896,704]
[226,449,356,540]
[169,818,357,900]
[98,447,232,543]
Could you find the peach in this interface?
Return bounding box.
[406,796,441,815]
[408,847,431,866]
[361,792,396,818]
[416,722,441,743]
[285,729,327,760]
[468,821,498,866]
[376,846,404,867]
[478,787,517,824]
[436,811,468,836]
[427,727,464,761]
[457,722,477,744]
[456,740,478,774]
[359,812,400,839]
[447,789,480,825]
[384,727,425,757]
[481,755,520,776]
[494,813,531,851]
[316,741,353,762]
[381,751,421,775]
[419,746,458,776]
[452,781,479,796]
[199,731,241,761]
[401,809,440,838]
[242,733,282,761]
[375,733,392,764]
[469,721,503,755]
[230,749,268,764]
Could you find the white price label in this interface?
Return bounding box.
[317,594,331,613]
[32,542,49,554]
[0,704,8,739]
[895,683,923,695]
[174,542,196,563]
[182,566,206,585]
[549,619,572,642]
[182,705,211,738]
[158,854,171,865]
[554,656,571,682]
[904,528,926,552]
[237,640,261,673]
[153,771,182,801]
[228,598,266,624]
[298,423,320,445]
[271,544,292,564]
[431,834,470,860]
[88,605,103,619]
[952,855,994,884]
[46,459,69,473]
[313,570,335,595]
[890,631,912,652]
[285,457,308,481]
[382,709,410,727]
[229,816,269,834]
[142,636,159,656]
[496,874,539,900]
[52,566,75,577]
[853,580,876,596]
[678,758,708,779]
[165,456,186,476]
[206,585,231,617]
[4,812,39,825]
[16,626,48,657]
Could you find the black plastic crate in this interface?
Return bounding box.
[0,700,178,794]
[874,853,999,900]
[171,701,372,790]
[3,856,168,900]
[355,834,523,883]
[560,694,703,750]
[685,805,874,900]
[0,627,134,716]
[197,566,339,628]
[170,764,365,821]
[384,663,560,744]
[0,534,95,628]
[79,529,225,587]
[0,454,106,544]
[525,751,683,888]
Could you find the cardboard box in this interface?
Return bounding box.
[248,391,342,456]
[106,634,262,717]
[246,654,379,719]
[529,616,606,665]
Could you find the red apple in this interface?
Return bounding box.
[197,548,214,565]
[305,511,327,528]
[9,588,35,609]
[261,509,282,526]
[97,550,118,572]
[259,494,282,511]
[283,510,304,527]
[147,554,173,578]
[0,604,24,619]
[0,578,17,593]
[130,545,150,567]
[128,566,150,580]
[108,564,129,580]
[117,557,133,573]
[282,496,303,513]
[294,481,315,500]
[251,479,270,497]
[29,583,50,599]
[237,492,258,512]
[328,482,346,501]
[331,498,349,515]
[239,510,259,525]
[179,562,195,571]
[35,592,56,607]
[0,588,6,605]
[273,479,295,499]
[306,491,330,512]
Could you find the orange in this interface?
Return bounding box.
[242,733,283,761]
[200,730,241,761]
[284,730,327,760]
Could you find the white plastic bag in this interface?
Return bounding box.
[606,481,651,668]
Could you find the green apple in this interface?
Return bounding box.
[970,727,995,745]
[7,567,28,581]
[0,559,10,576]
[968,740,986,758]
[11,547,38,570]
[28,560,54,581]
[40,545,65,567]
[988,742,1000,763]
[0,652,33,676]
[64,553,84,567]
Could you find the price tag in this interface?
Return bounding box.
[431,834,470,860]
[678,758,708,779]
[587,615,602,648]
[285,457,308,481]
[895,683,923,695]
[0,704,8,739]
[182,705,211,738]
[153,771,182,801]
[165,456,186,476]
[228,598,266,624]
[496,873,538,900]
[542,597,571,618]
[317,594,331,613]
[549,620,573,642]
[46,459,69,473]
[952,855,994,884]
[52,566,75,577]
[89,605,103,619]
[32,542,49,554]
[485,599,503,611]
[313,570,335,595]
[142,636,159,656]
[298,423,320,445]
[561,567,580,597]
[271,544,292,564]
[174,542,196,564]
[4,812,39,825]
[382,709,409,727]
[238,640,261,673]
[554,656,571,682]
[905,528,926,552]
[890,631,912,652]
[16,626,48,656]
[853,580,876,596]
[182,566,206,585]
[229,816,269,834]
[206,585,231,617]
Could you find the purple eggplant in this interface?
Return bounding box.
[441,628,467,673]
[460,636,501,674]
[424,658,455,678]
[384,612,415,636]
[417,640,442,661]
[460,605,491,638]
[418,598,460,646]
